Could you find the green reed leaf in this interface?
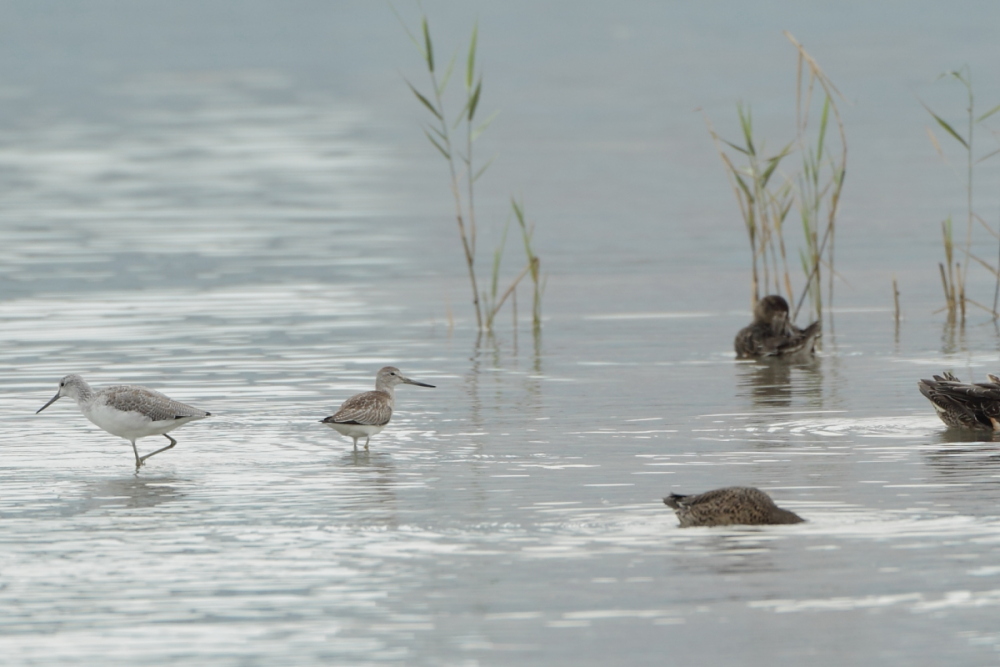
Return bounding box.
[437,53,457,96]
[407,80,442,120]
[472,110,500,142]
[473,155,496,182]
[468,78,482,121]
[977,103,1000,123]
[422,17,434,72]
[466,23,478,90]
[424,129,450,159]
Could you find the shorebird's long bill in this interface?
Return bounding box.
[402,377,435,388]
[36,392,62,414]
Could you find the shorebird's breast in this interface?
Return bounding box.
[84,400,158,439]
[85,394,206,440]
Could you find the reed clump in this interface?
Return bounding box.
[707,32,846,326]
[396,10,543,334]
[921,66,1000,324]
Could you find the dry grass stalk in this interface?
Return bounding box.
[921,66,1000,322]
[707,33,846,326]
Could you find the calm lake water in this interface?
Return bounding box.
[4,2,1000,665]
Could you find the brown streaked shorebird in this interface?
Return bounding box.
[919,371,1000,431]
[36,374,211,468]
[663,486,805,527]
[734,294,821,359]
[320,366,435,450]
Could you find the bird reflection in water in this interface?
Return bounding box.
[736,357,823,410]
[668,533,787,576]
[65,475,184,516]
[336,449,400,526]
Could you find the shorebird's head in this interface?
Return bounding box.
[754,295,790,327]
[36,374,88,413]
[376,366,435,390]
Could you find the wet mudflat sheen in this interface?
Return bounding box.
[3,2,1000,665]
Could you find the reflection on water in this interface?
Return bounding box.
[736,357,823,410]
[670,532,785,576]
[335,450,400,525]
[464,335,546,436]
[73,475,186,513]
[922,442,1000,483]
[934,428,1000,445]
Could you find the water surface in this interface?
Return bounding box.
[3,2,1000,665]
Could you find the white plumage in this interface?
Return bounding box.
[37,374,211,468]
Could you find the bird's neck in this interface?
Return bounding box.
[72,382,95,407]
[374,382,396,406]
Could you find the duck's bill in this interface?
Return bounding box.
[403,378,435,388]
[36,392,61,414]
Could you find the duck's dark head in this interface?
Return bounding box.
[754,295,790,326]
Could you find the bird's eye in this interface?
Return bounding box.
[59,382,64,387]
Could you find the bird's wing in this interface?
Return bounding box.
[327,391,392,426]
[102,385,208,421]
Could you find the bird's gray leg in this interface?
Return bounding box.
[364,435,370,450]
[131,440,142,468]
[352,437,359,451]
[138,434,178,464]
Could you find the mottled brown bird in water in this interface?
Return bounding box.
[663,486,805,527]
[320,366,435,450]
[918,371,1000,431]
[734,295,820,359]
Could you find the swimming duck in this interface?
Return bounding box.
[734,294,820,359]
[663,486,805,527]
[918,371,1000,431]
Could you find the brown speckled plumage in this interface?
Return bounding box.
[919,371,1000,431]
[320,366,435,450]
[326,390,394,427]
[663,486,805,527]
[734,295,820,359]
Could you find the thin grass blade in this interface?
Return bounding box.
[816,96,829,162]
[468,78,482,121]
[976,146,1000,164]
[466,22,478,90]
[422,17,434,72]
[471,110,500,142]
[423,129,450,159]
[722,140,750,156]
[929,110,969,149]
[437,53,457,96]
[407,81,443,120]
[977,103,1000,122]
[473,155,496,182]
[389,3,423,57]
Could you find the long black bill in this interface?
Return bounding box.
[36,392,62,414]
[403,378,435,388]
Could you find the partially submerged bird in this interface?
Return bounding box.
[918,371,1000,431]
[663,486,805,527]
[37,374,211,468]
[734,294,820,359]
[320,366,434,450]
